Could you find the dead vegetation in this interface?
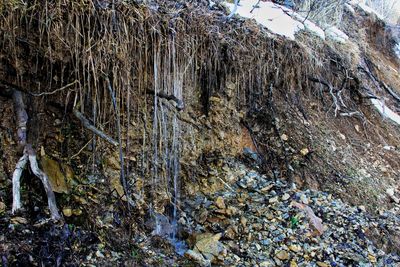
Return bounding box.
[0,0,399,264]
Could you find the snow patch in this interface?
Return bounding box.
[292,13,326,40]
[226,1,303,40]
[325,26,349,44]
[395,43,400,59]
[303,20,326,40]
[371,98,400,125]
[225,0,326,40]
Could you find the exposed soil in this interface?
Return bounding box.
[0,0,399,266]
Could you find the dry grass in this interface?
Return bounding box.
[292,0,348,28]
[0,0,372,207]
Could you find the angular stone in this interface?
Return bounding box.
[275,250,289,260]
[358,205,366,212]
[63,208,72,217]
[41,156,69,193]
[0,202,5,213]
[185,250,211,267]
[289,245,302,253]
[194,233,224,261]
[368,254,377,263]
[215,196,226,209]
[260,260,274,267]
[110,174,127,201]
[269,196,279,203]
[386,188,395,197]
[300,148,309,156]
[105,152,121,170]
[225,226,237,240]
[226,206,238,216]
[300,194,309,205]
[240,217,248,227]
[11,217,28,224]
[261,184,274,192]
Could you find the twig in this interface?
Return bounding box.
[359,62,400,103]
[250,0,261,13]
[381,81,400,103]
[71,138,93,159]
[0,79,77,97]
[73,109,118,147]
[30,80,78,96]
[309,77,340,117]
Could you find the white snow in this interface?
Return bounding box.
[225,0,304,40]
[371,98,400,125]
[291,13,326,40]
[356,2,385,21]
[324,26,349,44]
[344,3,356,14]
[304,20,326,40]
[395,43,400,59]
[225,0,328,40]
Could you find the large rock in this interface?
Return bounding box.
[41,156,73,193]
[193,233,226,262]
[184,249,211,267]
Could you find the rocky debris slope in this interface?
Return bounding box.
[180,160,400,266]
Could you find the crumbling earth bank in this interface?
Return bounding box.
[0,0,399,266]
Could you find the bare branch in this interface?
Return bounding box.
[30,80,78,96]
[226,0,239,20]
[309,77,341,116]
[73,109,119,147]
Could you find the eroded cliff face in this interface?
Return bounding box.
[0,0,399,265]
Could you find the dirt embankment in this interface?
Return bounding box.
[0,0,399,265]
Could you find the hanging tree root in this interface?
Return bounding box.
[5,87,62,220]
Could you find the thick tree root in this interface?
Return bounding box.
[8,88,62,220]
[11,146,61,220]
[11,154,28,213]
